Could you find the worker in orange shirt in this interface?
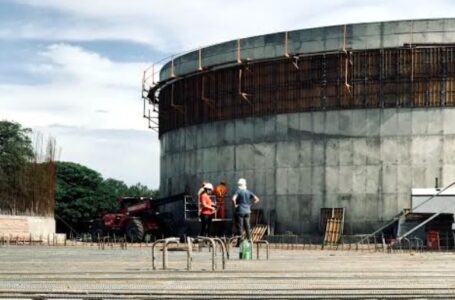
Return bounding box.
[199,182,216,236]
[214,180,227,219]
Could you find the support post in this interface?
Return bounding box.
[187,237,193,271]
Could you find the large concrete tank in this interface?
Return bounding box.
[145,19,455,234]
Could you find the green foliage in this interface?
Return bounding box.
[54,161,159,234]
[126,182,160,198]
[0,120,55,216]
[0,121,34,196]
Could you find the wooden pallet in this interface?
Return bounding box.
[251,224,268,241]
[323,218,342,244]
[320,208,345,234]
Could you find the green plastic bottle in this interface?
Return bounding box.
[239,240,252,260]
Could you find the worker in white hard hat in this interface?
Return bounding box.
[199,182,216,236]
[197,179,209,197]
[232,178,260,241]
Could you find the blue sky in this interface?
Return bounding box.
[0,0,453,188]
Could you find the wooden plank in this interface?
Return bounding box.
[251,224,268,241]
[324,218,343,245]
[320,207,345,235]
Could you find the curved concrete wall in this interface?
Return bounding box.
[160,107,455,234]
[160,18,455,81]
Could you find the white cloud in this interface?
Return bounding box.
[8,0,454,53]
[37,125,160,187]
[0,44,159,186]
[1,44,148,129]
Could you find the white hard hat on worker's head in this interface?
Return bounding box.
[237,178,247,189]
[204,183,214,190]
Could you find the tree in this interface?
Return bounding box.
[54,161,159,234]
[0,121,33,165]
[126,182,159,198]
[55,162,109,233]
[0,121,34,209]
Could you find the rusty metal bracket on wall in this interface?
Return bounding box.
[238,68,252,104]
[284,31,299,69]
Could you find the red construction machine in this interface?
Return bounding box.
[90,193,187,242]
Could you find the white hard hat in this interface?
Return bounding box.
[204,183,214,190]
[237,178,247,187]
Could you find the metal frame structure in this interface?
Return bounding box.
[184,195,231,221]
[358,181,455,247]
[143,45,455,136]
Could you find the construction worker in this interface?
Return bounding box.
[197,179,215,214]
[232,178,260,241]
[214,180,227,219]
[199,182,216,236]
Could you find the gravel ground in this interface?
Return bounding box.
[1,244,455,299]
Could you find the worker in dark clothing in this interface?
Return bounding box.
[232,178,260,241]
[199,182,216,236]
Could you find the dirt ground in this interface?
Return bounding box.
[1,244,455,299]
